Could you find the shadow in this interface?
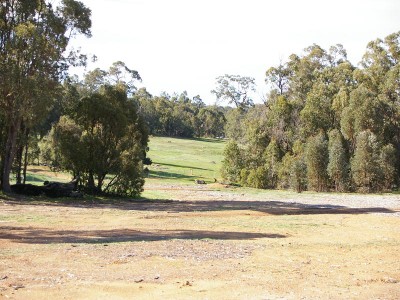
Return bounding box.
[2,195,397,216]
[153,162,211,171]
[0,226,285,244]
[125,200,396,216]
[28,168,51,173]
[192,137,226,143]
[149,170,196,180]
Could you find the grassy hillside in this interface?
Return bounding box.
[146,137,226,184]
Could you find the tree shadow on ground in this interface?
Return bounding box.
[2,196,397,216]
[192,137,226,144]
[152,162,211,171]
[149,170,197,180]
[0,226,286,244]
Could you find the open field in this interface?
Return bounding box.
[146,137,225,184]
[1,137,400,299]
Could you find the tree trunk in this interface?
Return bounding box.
[97,175,104,192]
[22,129,30,184]
[88,170,95,191]
[1,118,20,193]
[15,144,23,184]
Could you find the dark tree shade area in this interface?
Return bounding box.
[221,32,400,193]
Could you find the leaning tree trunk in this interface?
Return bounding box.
[1,117,21,193]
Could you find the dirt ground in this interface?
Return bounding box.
[0,182,399,299]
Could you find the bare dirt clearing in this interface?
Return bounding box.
[1,183,400,299]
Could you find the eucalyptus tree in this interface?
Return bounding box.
[327,129,349,192]
[220,140,243,183]
[351,130,382,192]
[265,63,291,96]
[197,106,226,138]
[0,0,91,192]
[211,74,256,111]
[305,132,329,192]
[84,61,141,96]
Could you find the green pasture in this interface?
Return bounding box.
[146,136,226,184]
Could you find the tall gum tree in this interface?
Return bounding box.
[0,0,91,192]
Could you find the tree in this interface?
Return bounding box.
[351,131,382,192]
[224,108,247,141]
[49,85,148,196]
[197,106,226,137]
[220,141,243,183]
[305,132,329,192]
[289,140,307,193]
[300,82,333,138]
[84,61,141,95]
[379,144,397,190]
[211,74,256,111]
[327,129,349,192]
[263,140,281,188]
[265,63,291,96]
[0,0,92,192]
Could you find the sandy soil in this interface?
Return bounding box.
[0,183,399,299]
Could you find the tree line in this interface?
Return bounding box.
[220,32,400,193]
[132,89,226,138]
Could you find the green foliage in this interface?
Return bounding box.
[263,140,281,188]
[277,152,295,189]
[351,131,382,192]
[133,90,225,138]
[222,31,400,193]
[290,157,307,193]
[327,129,349,192]
[305,132,329,192]
[245,167,269,189]
[46,83,148,197]
[224,108,246,141]
[212,74,256,111]
[289,140,307,193]
[220,141,243,183]
[379,144,398,190]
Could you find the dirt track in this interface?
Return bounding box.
[0,184,399,299]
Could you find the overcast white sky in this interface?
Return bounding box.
[70,0,400,104]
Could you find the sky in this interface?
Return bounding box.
[70,0,400,104]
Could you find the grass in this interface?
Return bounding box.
[146,136,226,184]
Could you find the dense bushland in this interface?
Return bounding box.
[221,32,400,192]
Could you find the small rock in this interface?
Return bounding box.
[134,279,144,283]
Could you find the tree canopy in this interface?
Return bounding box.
[221,31,400,193]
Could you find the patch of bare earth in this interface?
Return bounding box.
[0,183,399,299]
